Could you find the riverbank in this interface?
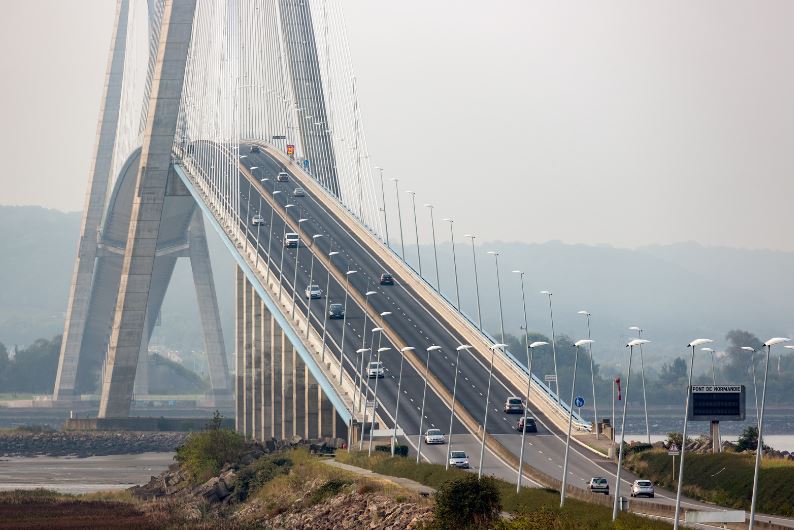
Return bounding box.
[0,430,187,457]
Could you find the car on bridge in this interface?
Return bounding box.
[328,303,344,319]
[304,285,323,299]
[504,396,525,414]
[367,361,384,378]
[250,145,260,153]
[284,233,300,248]
[631,479,655,498]
[448,450,470,469]
[379,273,394,285]
[293,187,305,197]
[516,416,537,433]
[277,171,289,182]
[251,214,265,226]
[588,477,609,495]
[424,428,446,445]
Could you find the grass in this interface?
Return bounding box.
[625,449,794,516]
[336,451,672,529]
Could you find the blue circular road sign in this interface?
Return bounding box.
[574,396,585,408]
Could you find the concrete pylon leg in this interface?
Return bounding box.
[188,211,229,397]
[54,0,130,401]
[260,304,273,440]
[98,0,197,418]
[319,388,334,438]
[235,267,245,433]
[306,369,319,439]
[243,275,253,438]
[251,282,262,439]
[282,344,294,438]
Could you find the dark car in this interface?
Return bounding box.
[329,303,344,319]
[250,145,260,153]
[379,273,394,285]
[516,416,537,433]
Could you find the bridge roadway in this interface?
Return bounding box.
[187,143,794,525]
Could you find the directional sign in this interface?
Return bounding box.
[286,144,295,156]
[668,443,680,456]
[272,135,287,140]
[544,374,557,383]
[303,159,310,170]
[574,396,585,408]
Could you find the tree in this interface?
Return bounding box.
[723,330,763,383]
[658,357,687,387]
[433,474,502,529]
[735,425,771,453]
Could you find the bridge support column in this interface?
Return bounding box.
[294,353,306,437]
[272,329,283,439]
[235,267,245,433]
[282,346,294,438]
[250,282,262,439]
[260,305,273,440]
[306,369,319,439]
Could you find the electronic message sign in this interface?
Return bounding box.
[687,385,745,422]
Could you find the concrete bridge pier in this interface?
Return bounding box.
[236,266,346,442]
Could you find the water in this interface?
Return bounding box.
[0,452,174,493]
[621,434,794,452]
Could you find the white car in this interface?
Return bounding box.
[448,450,469,469]
[304,284,322,299]
[251,214,265,226]
[277,171,289,182]
[631,479,655,498]
[292,187,305,197]
[284,232,300,248]
[424,428,445,445]
[367,361,384,378]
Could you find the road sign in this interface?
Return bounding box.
[574,396,585,408]
[544,374,557,383]
[303,159,310,170]
[687,385,746,422]
[668,443,680,456]
[286,144,295,156]
[272,135,287,140]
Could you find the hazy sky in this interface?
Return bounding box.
[1,1,792,251]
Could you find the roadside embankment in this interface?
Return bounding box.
[0,430,188,457]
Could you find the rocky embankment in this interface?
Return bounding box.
[0,431,188,457]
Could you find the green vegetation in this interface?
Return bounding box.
[336,451,672,529]
[433,474,502,529]
[0,336,61,393]
[175,412,246,483]
[624,448,794,516]
[232,453,293,502]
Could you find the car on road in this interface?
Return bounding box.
[631,479,655,498]
[250,145,260,153]
[277,171,289,182]
[251,214,265,226]
[504,396,525,414]
[516,416,537,433]
[379,273,394,285]
[588,477,609,495]
[292,187,305,197]
[424,428,445,445]
[367,361,384,378]
[284,232,300,248]
[304,284,322,299]
[328,303,344,319]
[448,450,470,469]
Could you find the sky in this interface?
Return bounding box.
[1,1,793,251]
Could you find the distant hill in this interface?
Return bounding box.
[1,205,792,373]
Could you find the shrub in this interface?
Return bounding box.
[175,413,246,483]
[433,474,502,529]
[374,444,409,457]
[232,454,293,502]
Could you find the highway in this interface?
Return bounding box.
[187,142,794,526]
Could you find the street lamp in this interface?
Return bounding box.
[319,249,339,357]
[540,291,560,397]
[464,234,482,331]
[337,270,358,385]
[375,166,389,247]
[443,218,460,309]
[488,251,506,344]
[629,326,650,445]
[749,337,790,530]
[519,341,548,492]
[361,290,378,352]
[303,234,323,327]
[406,191,422,275]
[350,347,370,452]
[578,311,598,439]
[673,338,713,530]
[612,338,650,520]
[358,327,382,435]
[741,346,760,426]
[562,338,595,507]
[265,190,281,283]
[390,178,405,259]
[369,345,391,456]
[701,347,717,384]
[425,204,440,292]
[290,218,309,317]
[277,204,296,300]
[417,345,441,463]
[391,346,414,456]
[446,345,471,469]
[479,343,507,478]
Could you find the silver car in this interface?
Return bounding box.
[448,450,469,469]
[293,187,305,197]
[631,479,655,498]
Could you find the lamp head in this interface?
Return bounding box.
[490,343,508,350]
[575,339,595,347]
[740,346,756,352]
[346,270,357,275]
[380,311,392,317]
[578,310,590,316]
[400,346,415,352]
[329,251,339,256]
[371,327,384,333]
[356,348,370,353]
[529,341,549,348]
[700,347,715,353]
[688,338,713,348]
[764,337,791,347]
[456,345,472,351]
[540,290,551,295]
[627,339,650,348]
[366,290,377,296]
[427,345,442,352]
[377,347,391,353]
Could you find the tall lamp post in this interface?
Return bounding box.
[318,249,339,352]
[303,234,323,325]
[368,346,391,456]
[265,190,282,283]
[464,234,482,330]
[488,251,506,344]
[277,203,295,300]
[444,218,461,309]
[406,191,422,275]
[417,345,441,463]
[446,345,471,469]
[579,311,599,439]
[389,178,405,259]
[749,337,790,530]
[740,346,760,426]
[629,326,650,445]
[540,290,560,397]
[391,346,414,456]
[562,339,595,507]
[290,218,308,317]
[337,270,358,384]
[673,338,713,530]
[519,342,547,491]
[612,338,650,520]
[701,347,717,384]
[349,347,370,451]
[479,343,507,478]
[425,204,440,292]
[374,166,389,247]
